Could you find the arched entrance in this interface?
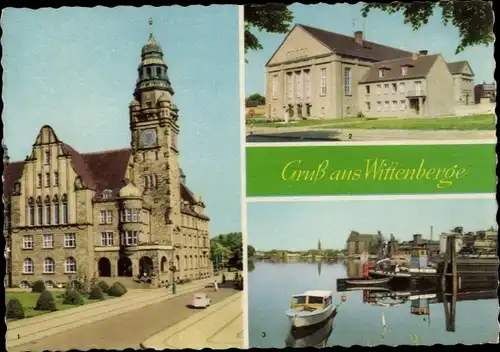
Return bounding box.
[98,258,111,277]
[117,257,132,277]
[160,256,168,272]
[139,256,153,276]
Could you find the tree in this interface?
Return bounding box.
[361,1,493,54]
[247,245,256,258]
[247,93,266,105]
[244,4,294,55]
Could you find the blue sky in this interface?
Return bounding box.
[2,6,241,236]
[245,3,495,95]
[247,198,497,251]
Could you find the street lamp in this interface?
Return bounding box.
[169,257,177,295]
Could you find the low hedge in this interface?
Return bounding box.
[107,282,127,297]
[35,290,57,311]
[6,298,25,319]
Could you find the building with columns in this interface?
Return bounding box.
[264,24,475,120]
[3,19,212,289]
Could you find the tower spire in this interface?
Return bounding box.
[148,17,154,40]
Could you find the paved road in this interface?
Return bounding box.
[11,286,239,351]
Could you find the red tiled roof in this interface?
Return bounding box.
[61,144,97,190]
[298,24,413,62]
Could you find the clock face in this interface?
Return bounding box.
[140,129,157,148]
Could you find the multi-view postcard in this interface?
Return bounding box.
[1,2,497,351]
[3,6,243,351]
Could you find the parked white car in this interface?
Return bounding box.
[190,292,211,308]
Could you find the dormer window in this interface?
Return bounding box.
[401,66,408,76]
[378,69,384,78]
[102,189,112,199]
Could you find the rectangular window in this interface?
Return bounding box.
[37,204,42,226]
[106,210,112,224]
[304,70,310,98]
[344,68,352,96]
[100,231,114,246]
[415,81,423,94]
[384,101,389,111]
[29,204,35,226]
[401,66,408,76]
[365,102,371,111]
[392,100,397,111]
[400,100,407,110]
[286,73,293,100]
[399,82,405,93]
[365,85,370,95]
[45,202,51,225]
[376,84,381,95]
[384,84,389,94]
[64,233,76,248]
[272,75,278,99]
[121,231,138,245]
[44,151,50,165]
[54,203,60,225]
[131,209,138,222]
[124,209,131,222]
[378,69,384,78]
[100,210,106,224]
[154,175,159,189]
[37,173,42,187]
[295,71,302,99]
[62,202,68,224]
[391,83,397,94]
[54,172,59,186]
[43,234,54,248]
[320,68,327,96]
[377,102,382,112]
[23,235,34,249]
[45,173,50,187]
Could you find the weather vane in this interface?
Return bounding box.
[148,17,153,39]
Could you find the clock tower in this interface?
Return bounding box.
[128,18,181,246]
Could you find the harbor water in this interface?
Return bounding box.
[248,261,498,347]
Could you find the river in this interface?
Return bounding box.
[248,260,498,347]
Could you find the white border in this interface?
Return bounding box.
[246,139,497,148]
[247,193,496,203]
[238,6,249,350]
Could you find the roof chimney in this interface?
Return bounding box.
[419,50,428,55]
[354,31,363,45]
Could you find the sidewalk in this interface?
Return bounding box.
[141,291,244,349]
[7,275,220,349]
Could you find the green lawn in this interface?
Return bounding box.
[6,290,113,319]
[248,114,495,131]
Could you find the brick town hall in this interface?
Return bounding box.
[3,19,212,289]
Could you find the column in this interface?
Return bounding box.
[418,97,423,116]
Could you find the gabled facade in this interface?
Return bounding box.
[264,24,475,120]
[447,61,475,105]
[3,21,212,289]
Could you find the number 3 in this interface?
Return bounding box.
[261,332,266,338]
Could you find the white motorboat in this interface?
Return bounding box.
[285,290,336,328]
[285,312,334,348]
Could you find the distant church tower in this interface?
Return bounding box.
[318,239,322,252]
[128,18,182,246]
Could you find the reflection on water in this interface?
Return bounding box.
[285,313,335,348]
[248,260,498,347]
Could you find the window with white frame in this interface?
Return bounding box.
[400,100,407,110]
[44,150,50,165]
[23,258,34,273]
[304,70,311,97]
[43,234,54,249]
[125,209,132,222]
[391,83,397,94]
[399,82,405,93]
[401,66,408,76]
[392,101,397,111]
[102,189,112,199]
[377,102,382,112]
[286,73,293,100]
[366,102,371,111]
[272,75,278,99]
[384,101,389,111]
[100,210,106,224]
[320,68,327,96]
[65,257,77,273]
[100,231,114,246]
[295,71,302,99]
[64,233,76,248]
[106,210,112,224]
[23,235,34,249]
[378,69,384,78]
[43,257,55,273]
[121,231,138,245]
[131,209,139,222]
[376,84,381,95]
[344,68,352,96]
[384,84,389,94]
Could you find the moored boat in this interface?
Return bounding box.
[285,290,336,328]
[345,277,392,285]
